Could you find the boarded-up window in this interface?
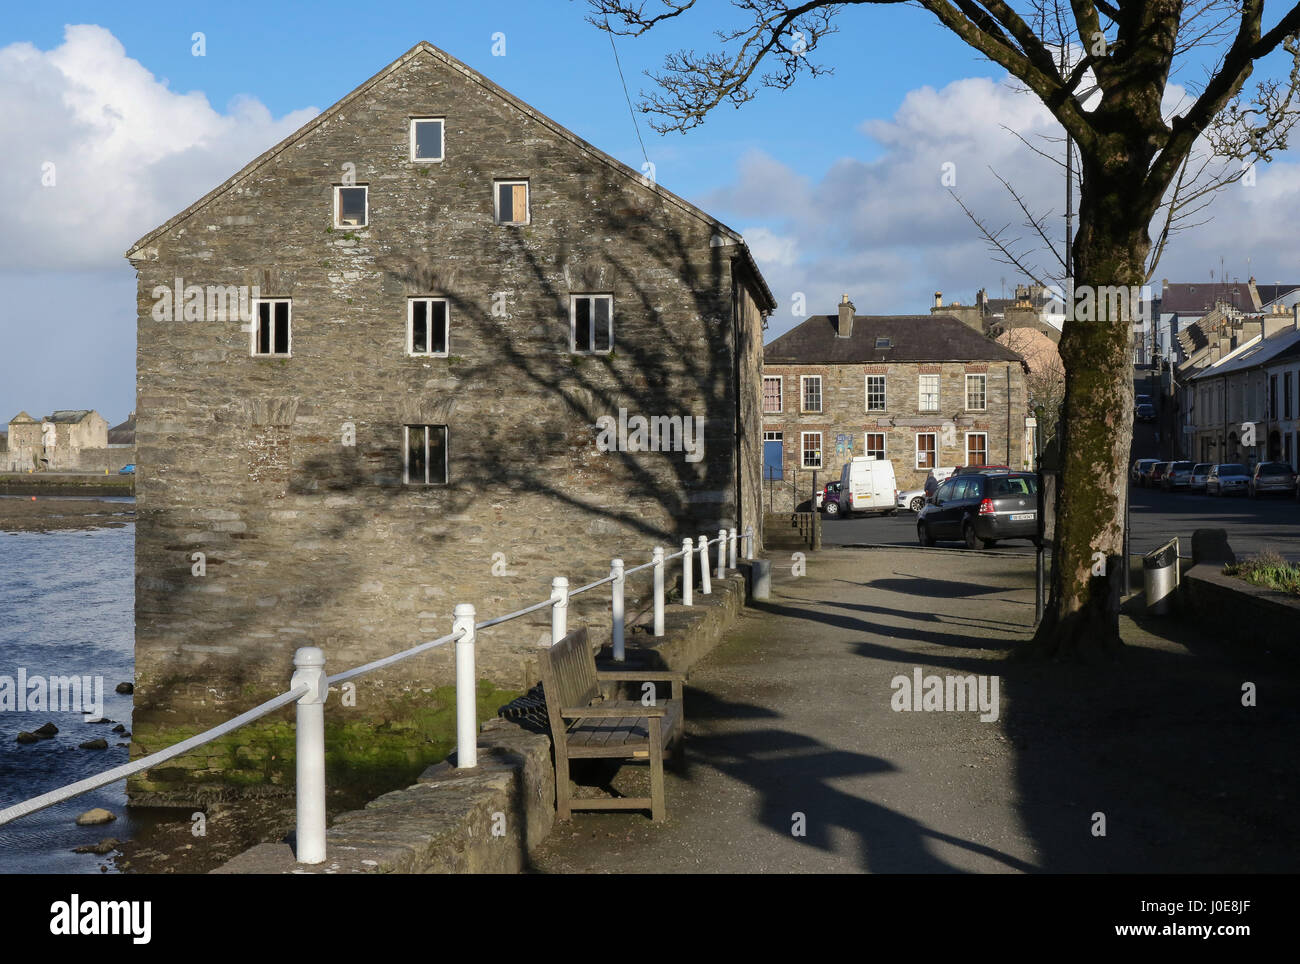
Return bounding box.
[495,180,529,224]
[865,433,885,460]
[571,295,613,353]
[409,298,449,355]
[405,425,448,485]
[254,300,291,356]
[763,376,782,412]
[916,433,936,469]
[966,432,988,466]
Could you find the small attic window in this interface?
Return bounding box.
[410,118,444,162]
[875,337,893,349]
[334,185,368,227]
[495,180,530,225]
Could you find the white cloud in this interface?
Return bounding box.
[0,25,318,270]
[704,73,1300,339]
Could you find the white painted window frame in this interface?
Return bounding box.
[918,374,940,412]
[333,184,369,228]
[916,432,937,469]
[801,431,822,469]
[964,431,989,466]
[865,374,887,413]
[404,424,449,486]
[407,297,450,357]
[409,117,445,163]
[763,375,784,414]
[800,375,822,413]
[250,298,292,357]
[865,432,886,460]
[493,179,531,225]
[569,294,614,354]
[965,373,987,412]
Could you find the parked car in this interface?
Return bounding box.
[838,457,898,518]
[916,472,1041,550]
[897,486,928,513]
[1138,460,1163,487]
[1135,394,1152,411]
[818,481,843,516]
[1207,463,1249,496]
[1189,463,1212,492]
[1248,462,1296,497]
[1148,462,1172,487]
[1161,461,1194,491]
[1135,403,1157,423]
[118,464,136,475]
[1131,458,1160,484]
[950,464,1013,476]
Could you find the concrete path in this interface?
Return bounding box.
[530,547,1300,873]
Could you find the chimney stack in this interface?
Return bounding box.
[836,294,855,338]
[934,291,943,309]
[1294,302,1300,331]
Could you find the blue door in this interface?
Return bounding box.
[763,440,784,480]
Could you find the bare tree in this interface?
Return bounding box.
[590,0,1300,659]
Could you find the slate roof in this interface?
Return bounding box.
[765,314,1025,366]
[45,410,96,424]
[1189,327,1300,380]
[108,415,136,445]
[8,411,37,424]
[1160,282,1300,315]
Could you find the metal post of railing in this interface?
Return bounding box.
[745,524,754,561]
[717,528,727,579]
[698,535,712,595]
[728,527,738,570]
[682,538,693,606]
[611,558,626,662]
[551,576,568,644]
[453,604,477,769]
[291,647,328,865]
[652,547,665,637]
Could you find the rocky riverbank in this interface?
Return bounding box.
[0,497,134,533]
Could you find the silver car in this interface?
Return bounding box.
[1207,463,1249,496]
[1249,462,1296,497]
[1189,463,1212,491]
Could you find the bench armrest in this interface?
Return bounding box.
[596,670,686,682]
[560,705,666,719]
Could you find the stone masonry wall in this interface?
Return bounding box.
[127,46,766,801]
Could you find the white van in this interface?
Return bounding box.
[838,457,898,517]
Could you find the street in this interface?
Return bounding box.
[823,484,1300,560]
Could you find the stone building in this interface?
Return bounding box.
[762,298,1030,509]
[124,41,773,801]
[3,410,109,471]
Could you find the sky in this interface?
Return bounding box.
[4,0,1300,425]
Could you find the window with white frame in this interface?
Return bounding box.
[410,118,445,162]
[571,294,613,353]
[965,373,987,411]
[405,425,448,485]
[763,376,783,413]
[494,180,530,225]
[801,376,822,413]
[252,299,291,356]
[334,185,368,227]
[801,431,822,468]
[865,432,885,460]
[965,432,988,466]
[866,375,887,412]
[916,432,937,469]
[918,374,939,412]
[408,298,448,356]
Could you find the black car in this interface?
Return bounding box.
[917,472,1041,549]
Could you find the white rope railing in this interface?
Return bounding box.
[0,522,757,866]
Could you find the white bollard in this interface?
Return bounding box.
[611,558,626,662]
[717,528,727,579]
[652,547,665,637]
[291,647,328,865]
[745,524,755,561]
[682,538,693,607]
[551,576,568,644]
[699,535,712,595]
[729,527,738,570]
[453,604,477,769]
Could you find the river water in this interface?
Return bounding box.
[0,525,136,873]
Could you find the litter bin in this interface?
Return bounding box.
[1142,538,1179,615]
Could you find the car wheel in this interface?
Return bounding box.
[910,496,925,513]
[823,500,839,517]
[917,522,934,547]
[963,521,981,550]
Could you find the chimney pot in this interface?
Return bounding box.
[934,291,943,308]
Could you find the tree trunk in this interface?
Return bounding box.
[1022,167,1151,662]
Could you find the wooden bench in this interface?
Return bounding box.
[537,628,686,822]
